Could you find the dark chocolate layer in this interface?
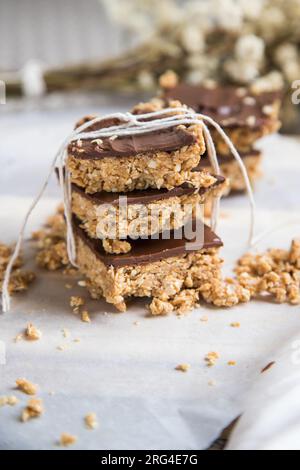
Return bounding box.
[72,175,225,206]
[197,149,261,168]
[68,115,196,159]
[74,217,222,268]
[163,84,280,130]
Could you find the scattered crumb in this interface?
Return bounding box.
[62,328,70,338]
[73,338,81,343]
[0,242,35,295]
[65,283,73,289]
[34,206,72,272]
[16,378,37,395]
[14,333,24,342]
[78,280,86,287]
[70,296,85,313]
[57,344,68,351]
[205,352,220,367]
[21,398,43,422]
[81,310,91,323]
[0,395,19,407]
[133,321,140,326]
[200,315,209,322]
[208,380,216,387]
[175,363,190,372]
[235,239,300,305]
[85,413,98,430]
[230,322,240,328]
[48,391,55,396]
[59,433,77,447]
[228,361,236,366]
[25,323,42,341]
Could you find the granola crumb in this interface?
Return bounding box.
[62,328,70,338]
[228,361,237,366]
[81,310,91,323]
[0,395,19,407]
[133,321,140,326]
[85,413,98,430]
[235,239,300,305]
[59,433,77,447]
[25,323,42,341]
[57,344,68,351]
[102,239,131,254]
[21,398,43,422]
[175,363,190,372]
[0,242,35,295]
[70,296,85,313]
[73,338,81,343]
[65,283,73,289]
[16,378,37,395]
[78,280,86,287]
[230,322,241,328]
[200,315,209,322]
[205,352,220,367]
[14,333,24,342]
[208,380,216,387]
[159,70,178,89]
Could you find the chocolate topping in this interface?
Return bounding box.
[72,175,225,206]
[197,149,261,168]
[74,217,223,267]
[68,114,196,159]
[163,84,281,130]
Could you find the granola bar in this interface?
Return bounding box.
[161,81,281,154]
[73,217,223,312]
[71,176,226,243]
[67,100,208,193]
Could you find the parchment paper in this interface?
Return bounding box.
[1,100,300,450]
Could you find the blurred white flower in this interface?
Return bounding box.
[239,0,264,20]
[235,34,265,63]
[250,71,285,93]
[274,43,299,66]
[224,58,260,84]
[180,25,205,53]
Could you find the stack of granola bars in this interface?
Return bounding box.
[66,99,227,314]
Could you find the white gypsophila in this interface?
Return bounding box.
[211,0,243,32]
[250,71,285,93]
[185,69,208,85]
[282,61,300,83]
[137,70,155,90]
[184,0,215,33]
[239,0,265,20]
[186,55,219,76]
[258,6,287,42]
[274,43,299,67]
[224,58,260,84]
[235,34,265,63]
[180,25,205,53]
[155,0,182,27]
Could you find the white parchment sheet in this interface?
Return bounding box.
[0,102,300,450]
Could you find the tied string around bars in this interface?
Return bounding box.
[1,106,255,313]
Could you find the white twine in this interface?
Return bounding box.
[202,122,220,232]
[1,106,255,313]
